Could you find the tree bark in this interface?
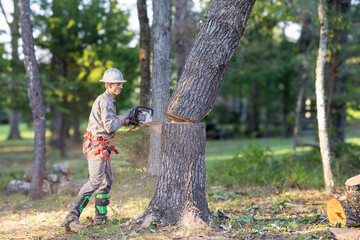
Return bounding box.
[139,0,256,228]
[146,0,171,176]
[315,0,335,195]
[137,0,151,106]
[167,0,256,123]
[137,122,209,227]
[19,0,47,200]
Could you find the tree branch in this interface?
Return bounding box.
[0,0,11,27]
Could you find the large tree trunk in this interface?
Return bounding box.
[19,0,47,200]
[146,0,171,176]
[315,0,335,195]
[139,0,256,228]
[137,122,209,227]
[1,0,22,140]
[137,0,151,106]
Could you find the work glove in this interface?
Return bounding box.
[124,108,135,120]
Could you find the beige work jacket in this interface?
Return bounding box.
[86,90,127,140]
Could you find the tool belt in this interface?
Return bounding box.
[82,132,119,160]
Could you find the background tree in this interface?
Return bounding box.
[19,0,47,200]
[325,0,351,146]
[292,1,317,156]
[137,0,256,227]
[33,0,137,157]
[0,0,23,140]
[211,1,298,137]
[137,0,151,106]
[315,0,335,195]
[146,0,171,176]
[171,0,196,81]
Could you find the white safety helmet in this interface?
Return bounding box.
[99,68,127,83]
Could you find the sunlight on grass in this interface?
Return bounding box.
[0,123,51,141]
[0,210,67,239]
[347,136,360,145]
[0,145,34,153]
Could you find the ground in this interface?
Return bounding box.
[0,169,337,239]
[0,125,354,239]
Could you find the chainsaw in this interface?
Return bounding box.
[128,106,162,128]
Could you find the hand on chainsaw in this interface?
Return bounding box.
[124,108,135,120]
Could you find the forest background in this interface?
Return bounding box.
[0,0,360,239]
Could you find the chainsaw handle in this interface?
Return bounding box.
[135,106,154,117]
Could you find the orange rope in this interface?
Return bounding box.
[97,125,137,158]
[98,125,137,146]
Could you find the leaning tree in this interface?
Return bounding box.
[136,0,256,228]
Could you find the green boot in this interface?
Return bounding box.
[94,193,110,225]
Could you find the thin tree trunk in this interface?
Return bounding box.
[246,82,260,136]
[8,109,21,140]
[315,0,335,195]
[146,0,171,176]
[72,113,80,143]
[60,112,68,159]
[50,111,61,147]
[138,0,256,228]
[292,12,312,157]
[137,0,151,106]
[19,0,47,200]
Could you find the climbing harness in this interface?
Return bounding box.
[82,126,137,160]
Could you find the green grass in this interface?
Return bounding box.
[2,123,360,191]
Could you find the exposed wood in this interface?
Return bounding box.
[326,175,360,227]
[345,175,360,204]
[326,198,347,224]
[329,227,360,240]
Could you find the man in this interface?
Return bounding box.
[62,68,135,232]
